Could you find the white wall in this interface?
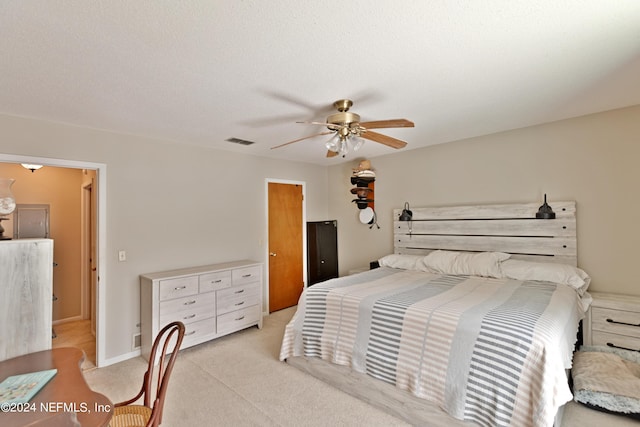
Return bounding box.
[0,114,329,363]
[328,105,640,296]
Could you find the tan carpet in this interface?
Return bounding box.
[84,307,640,427]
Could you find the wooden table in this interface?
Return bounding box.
[0,347,113,427]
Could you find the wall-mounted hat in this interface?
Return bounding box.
[359,207,380,229]
[359,207,375,224]
[353,159,371,172]
[350,187,373,198]
[352,199,374,209]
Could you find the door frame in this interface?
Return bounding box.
[81,180,97,336]
[0,153,107,367]
[264,178,307,314]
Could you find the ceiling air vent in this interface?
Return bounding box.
[225,137,255,146]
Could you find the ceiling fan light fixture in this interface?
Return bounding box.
[325,134,340,152]
[351,135,364,151]
[338,139,348,156]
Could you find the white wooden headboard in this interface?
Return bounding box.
[393,201,577,266]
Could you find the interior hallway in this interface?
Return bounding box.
[52,319,96,370]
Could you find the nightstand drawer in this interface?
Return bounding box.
[591,330,640,352]
[591,307,640,339]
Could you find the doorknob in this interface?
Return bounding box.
[270,252,277,257]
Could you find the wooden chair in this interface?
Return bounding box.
[110,321,186,427]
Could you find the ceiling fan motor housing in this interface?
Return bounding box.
[327,111,360,128]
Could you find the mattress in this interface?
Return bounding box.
[280,267,586,427]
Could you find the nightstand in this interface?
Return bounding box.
[583,292,640,352]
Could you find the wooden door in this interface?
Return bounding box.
[268,182,303,312]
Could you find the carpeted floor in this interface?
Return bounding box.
[84,307,640,426]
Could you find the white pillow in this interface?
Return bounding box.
[422,250,510,278]
[500,259,591,295]
[378,254,426,270]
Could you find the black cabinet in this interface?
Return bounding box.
[307,220,338,286]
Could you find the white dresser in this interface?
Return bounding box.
[140,260,263,362]
[0,239,54,362]
[583,291,640,352]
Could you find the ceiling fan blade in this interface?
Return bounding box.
[261,91,335,115]
[360,130,408,149]
[297,121,342,130]
[247,91,337,128]
[326,150,339,158]
[239,113,308,127]
[271,131,334,149]
[359,119,414,129]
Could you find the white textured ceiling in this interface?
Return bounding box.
[1,1,639,165]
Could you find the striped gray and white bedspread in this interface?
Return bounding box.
[279,267,585,427]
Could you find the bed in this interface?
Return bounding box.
[279,201,590,427]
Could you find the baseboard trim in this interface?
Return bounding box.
[100,349,141,368]
[52,315,84,325]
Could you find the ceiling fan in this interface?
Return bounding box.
[271,99,414,158]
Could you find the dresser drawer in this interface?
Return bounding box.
[591,307,640,339]
[159,291,216,325]
[181,317,217,346]
[217,282,260,315]
[232,265,261,285]
[217,304,260,335]
[199,270,232,293]
[159,276,198,301]
[591,330,640,352]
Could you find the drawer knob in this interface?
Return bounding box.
[235,301,245,306]
[183,314,196,319]
[242,274,252,278]
[235,316,245,321]
[185,330,196,336]
[606,318,640,327]
[184,300,196,306]
[213,279,222,283]
[235,289,245,294]
[174,286,187,290]
[607,342,640,353]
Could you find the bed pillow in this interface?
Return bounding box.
[378,254,427,271]
[500,259,591,295]
[422,250,510,278]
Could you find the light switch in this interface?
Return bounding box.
[118,250,126,262]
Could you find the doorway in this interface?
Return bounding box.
[0,154,107,367]
[267,180,305,312]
